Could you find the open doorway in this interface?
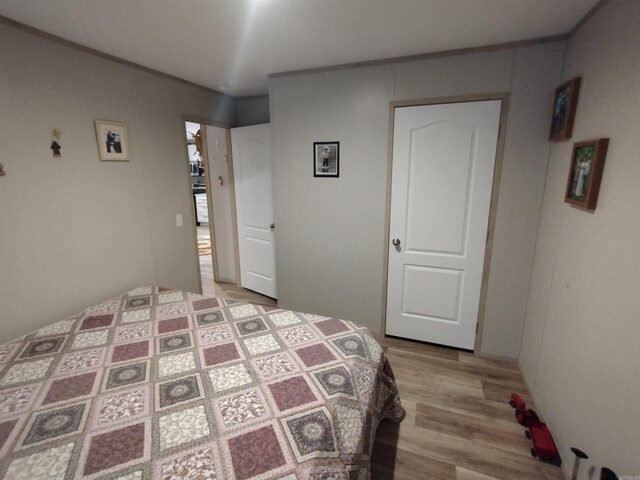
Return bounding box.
[183,120,277,307]
[184,120,234,296]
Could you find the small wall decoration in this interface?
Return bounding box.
[50,128,62,157]
[0,163,6,176]
[313,142,339,177]
[565,138,609,210]
[549,77,581,141]
[95,120,130,161]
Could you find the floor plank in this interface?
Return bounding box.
[372,337,565,480]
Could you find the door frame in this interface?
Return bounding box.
[181,114,241,293]
[380,93,510,353]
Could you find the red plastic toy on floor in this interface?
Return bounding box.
[509,393,561,466]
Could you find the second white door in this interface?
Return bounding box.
[385,100,501,349]
[230,123,277,299]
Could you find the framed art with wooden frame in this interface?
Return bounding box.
[313,142,339,177]
[95,120,130,161]
[565,138,609,210]
[549,77,581,141]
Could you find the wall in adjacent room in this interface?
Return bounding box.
[0,21,233,343]
[269,41,565,357]
[519,0,640,476]
[233,95,270,127]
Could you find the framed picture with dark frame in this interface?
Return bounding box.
[95,120,130,161]
[549,77,581,141]
[313,142,339,177]
[565,138,609,210]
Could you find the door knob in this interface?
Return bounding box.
[392,238,401,247]
[270,223,275,230]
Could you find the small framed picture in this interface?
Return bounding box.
[95,120,130,161]
[549,77,581,141]
[565,138,609,210]
[313,142,339,177]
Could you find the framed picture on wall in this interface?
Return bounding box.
[313,142,339,177]
[565,138,609,210]
[549,77,581,141]
[95,120,130,161]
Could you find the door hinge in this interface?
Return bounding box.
[476,323,479,334]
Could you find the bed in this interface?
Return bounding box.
[0,287,404,479]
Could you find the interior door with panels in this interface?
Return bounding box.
[386,100,501,349]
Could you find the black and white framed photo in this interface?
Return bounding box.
[313,142,339,177]
[95,120,130,161]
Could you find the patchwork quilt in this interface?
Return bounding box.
[0,287,404,479]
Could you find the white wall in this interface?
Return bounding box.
[520,0,640,476]
[0,21,233,343]
[270,42,564,357]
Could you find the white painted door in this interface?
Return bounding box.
[230,123,277,298]
[386,100,501,349]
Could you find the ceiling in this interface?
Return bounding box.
[0,0,599,97]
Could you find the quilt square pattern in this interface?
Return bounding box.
[110,340,150,364]
[197,325,232,347]
[5,441,75,480]
[157,316,190,334]
[156,303,188,319]
[268,311,301,327]
[155,445,222,480]
[207,363,253,393]
[267,375,318,413]
[278,325,318,346]
[202,342,242,367]
[234,317,269,337]
[94,387,148,428]
[0,358,54,387]
[311,364,356,399]
[158,291,185,304]
[194,310,226,327]
[243,334,281,356]
[226,424,290,479]
[81,419,150,477]
[157,332,193,354]
[331,334,368,359]
[155,374,204,411]
[158,404,210,451]
[18,400,90,449]
[72,329,110,350]
[157,351,196,378]
[18,336,66,359]
[78,314,115,331]
[40,371,98,406]
[294,343,337,368]
[103,361,150,391]
[252,352,298,380]
[120,308,151,324]
[114,322,151,343]
[34,318,76,337]
[313,318,351,337]
[0,288,404,479]
[125,296,151,310]
[0,385,40,417]
[229,304,258,320]
[56,348,105,375]
[192,298,220,311]
[281,407,338,462]
[0,343,20,364]
[212,388,269,432]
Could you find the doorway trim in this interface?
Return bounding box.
[380,93,510,353]
[181,114,240,294]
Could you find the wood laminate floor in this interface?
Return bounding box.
[370,336,565,480]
